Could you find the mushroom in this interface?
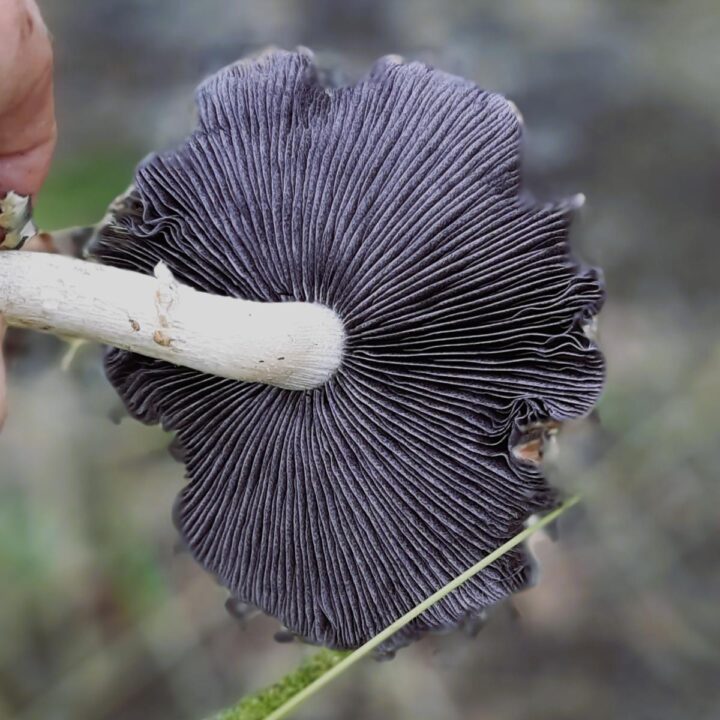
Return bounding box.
[0,49,605,650]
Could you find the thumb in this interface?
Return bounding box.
[0,0,56,196]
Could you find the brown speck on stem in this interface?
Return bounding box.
[129,319,140,332]
[153,329,172,347]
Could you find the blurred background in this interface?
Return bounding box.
[2,1,719,718]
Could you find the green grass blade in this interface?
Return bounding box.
[212,495,580,720]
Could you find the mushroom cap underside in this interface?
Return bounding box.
[90,49,605,650]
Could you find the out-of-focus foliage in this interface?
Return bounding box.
[1,1,719,719]
[34,150,139,230]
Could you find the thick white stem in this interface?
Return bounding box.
[0,252,345,390]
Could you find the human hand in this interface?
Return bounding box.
[0,0,55,428]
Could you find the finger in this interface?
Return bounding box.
[0,0,56,196]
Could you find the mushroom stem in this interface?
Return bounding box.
[0,252,345,390]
